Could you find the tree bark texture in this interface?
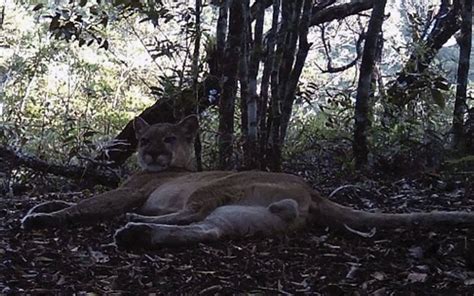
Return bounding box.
[264,0,313,171]
[218,0,242,169]
[239,0,257,169]
[280,0,313,143]
[452,0,472,150]
[277,0,303,143]
[268,0,289,171]
[258,0,280,170]
[192,0,203,171]
[353,0,388,169]
[245,0,263,169]
[208,0,229,77]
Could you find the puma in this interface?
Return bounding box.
[21,115,474,249]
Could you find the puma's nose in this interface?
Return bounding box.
[147,151,160,161]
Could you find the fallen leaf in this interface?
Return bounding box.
[407,272,427,283]
[464,278,474,286]
[408,246,424,259]
[371,271,385,281]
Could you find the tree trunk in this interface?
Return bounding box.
[218,0,243,170]
[369,32,384,113]
[353,0,387,169]
[245,0,263,169]
[277,0,303,143]
[239,0,256,169]
[465,108,474,152]
[264,0,312,171]
[208,0,229,77]
[452,0,472,151]
[192,0,203,171]
[280,0,313,144]
[259,0,280,170]
[268,0,289,171]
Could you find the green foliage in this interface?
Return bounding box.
[1,2,151,164]
[1,0,212,174]
[1,0,471,180]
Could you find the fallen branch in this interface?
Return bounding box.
[328,184,363,198]
[343,223,376,238]
[0,145,121,187]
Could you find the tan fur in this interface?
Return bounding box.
[22,115,474,249]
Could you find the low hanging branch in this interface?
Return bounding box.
[319,24,365,73]
[310,0,373,26]
[0,145,121,187]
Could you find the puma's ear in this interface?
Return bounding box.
[177,115,199,140]
[133,117,150,139]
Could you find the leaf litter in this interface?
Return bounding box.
[0,172,473,294]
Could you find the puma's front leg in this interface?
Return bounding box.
[22,188,147,230]
[26,200,75,215]
[114,222,222,249]
[116,200,301,249]
[22,200,76,229]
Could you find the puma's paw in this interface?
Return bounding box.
[114,222,154,250]
[27,200,73,215]
[21,213,57,230]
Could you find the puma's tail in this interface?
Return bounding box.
[310,192,474,230]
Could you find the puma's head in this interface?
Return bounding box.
[133,115,198,172]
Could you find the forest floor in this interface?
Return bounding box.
[1,165,474,295]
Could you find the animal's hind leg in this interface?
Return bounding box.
[26,200,75,215]
[114,222,222,249]
[126,210,205,225]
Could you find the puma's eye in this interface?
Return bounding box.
[140,138,150,146]
[163,136,177,144]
